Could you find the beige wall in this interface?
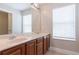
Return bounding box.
[0,11,8,35]
[40,4,52,34]
[32,7,41,33]
[40,4,53,46]
[32,4,52,34]
[32,3,79,53]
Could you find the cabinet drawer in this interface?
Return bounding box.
[26,40,36,45]
[36,37,43,43]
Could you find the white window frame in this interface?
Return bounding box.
[52,5,76,41]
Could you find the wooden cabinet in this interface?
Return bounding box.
[46,34,50,50]
[26,40,36,55]
[43,36,47,54]
[36,37,43,55]
[43,34,50,54]
[1,44,25,55]
[0,34,50,55]
[0,52,1,55]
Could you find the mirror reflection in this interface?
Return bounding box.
[0,11,12,35]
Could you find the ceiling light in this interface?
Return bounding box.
[31,3,39,9]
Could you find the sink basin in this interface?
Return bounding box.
[0,35,20,43]
[0,34,33,46]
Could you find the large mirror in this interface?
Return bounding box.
[0,3,33,35]
[0,11,12,35]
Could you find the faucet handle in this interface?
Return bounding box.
[9,35,16,40]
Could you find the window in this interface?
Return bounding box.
[23,14,32,33]
[53,5,76,41]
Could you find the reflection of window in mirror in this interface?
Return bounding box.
[23,14,32,33]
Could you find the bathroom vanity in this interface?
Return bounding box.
[0,33,50,55]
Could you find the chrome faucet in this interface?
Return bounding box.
[9,35,16,40]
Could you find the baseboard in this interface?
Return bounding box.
[50,47,79,55]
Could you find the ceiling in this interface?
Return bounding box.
[1,3,75,11]
[51,3,75,9]
[40,3,75,9]
[3,3,31,11]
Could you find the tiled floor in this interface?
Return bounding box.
[45,51,64,55]
[45,48,65,55]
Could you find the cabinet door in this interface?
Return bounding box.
[26,40,36,55]
[43,37,47,54]
[46,34,50,50]
[36,43,43,55]
[2,44,25,55]
[0,52,1,55]
[36,37,43,55]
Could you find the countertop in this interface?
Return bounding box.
[0,33,49,51]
